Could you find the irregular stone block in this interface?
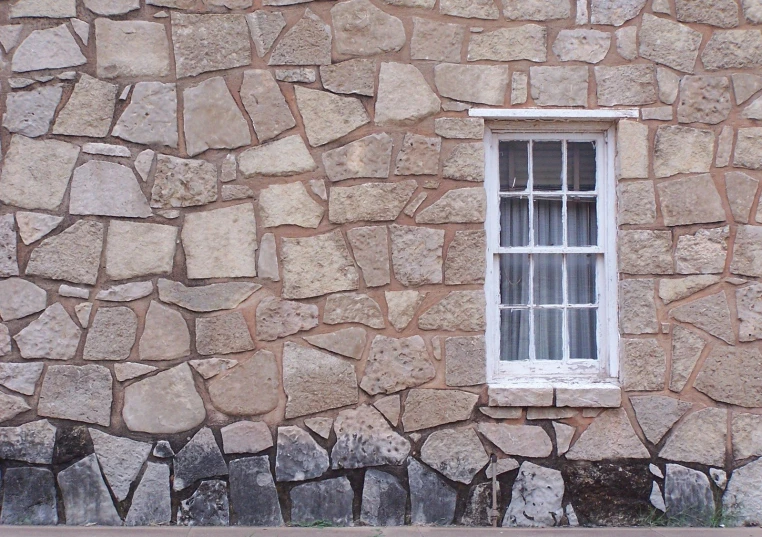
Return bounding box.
[658,174,725,227]
[329,180,417,224]
[445,335,487,387]
[14,303,81,361]
[416,188,486,224]
[69,161,151,218]
[221,421,272,455]
[12,25,86,72]
[246,10,285,57]
[195,311,254,356]
[332,405,410,469]
[723,458,762,526]
[124,462,171,526]
[332,0,405,56]
[617,121,649,179]
[259,182,324,229]
[590,0,645,25]
[239,135,316,177]
[402,389,478,432]
[296,86,369,147]
[11,0,76,17]
[304,327,367,360]
[95,19,170,78]
[409,458,456,524]
[240,69,295,143]
[230,457,283,526]
[435,118,484,140]
[347,226,390,288]
[361,469,406,526]
[620,338,666,391]
[659,408,727,466]
[89,429,151,502]
[177,480,229,526]
[665,464,715,526]
[631,395,691,445]
[421,427,487,484]
[595,65,656,106]
[171,13,250,78]
[677,76,732,124]
[411,17,463,62]
[732,73,762,104]
[675,227,728,275]
[670,291,733,343]
[58,454,121,526]
[174,428,228,491]
[619,279,658,335]
[731,224,762,277]
[0,391,30,423]
[0,278,46,322]
[394,134,440,176]
[504,462,564,527]
[3,84,62,138]
[324,293,385,329]
[726,172,759,224]
[389,225,444,286]
[112,82,178,148]
[0,362,43,396]
[85,0,140,14]
[158,279,259,313]
[281,231,359,299]
[269,9,331,66]
[676,0,738,26]
[435,63,508,106]
[361,335,435,395]
[258,234,279,281]
[276,426,329,482]
[639,14,701,73]
[114,363,156,382]
[26,220,103,285]
[209,351,279,416]
[83,306,137,361]
[530,66,588,106]
[732,411,762,464]
[16,212,63,246]
[320,59,375,96]
[736,283,762,341]
[615,26,638,60]
[256,297,318,342]
[139,301,190,361]
[670,325,706,392]
[291,477,354,526]
[440,0,498,18]
[694,345,762,408]
[54,74,117,138]
[418,290,486,331]
[702,30,762,70]
[566,408,649,461]
[152,154,217,209]
[105,221,177,280]
[376,63,441,125]
[618,230,674,275]
[554,29,610,63]
[38,365,112,427]
[0,420,55,464]
[0,467,58,525]
[477,423,552,458]
[385,290,425,331]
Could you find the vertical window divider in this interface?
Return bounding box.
[527,140,535,365]
[561,139,569,365]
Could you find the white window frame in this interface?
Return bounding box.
[482,122,619,384]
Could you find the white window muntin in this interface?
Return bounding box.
[484,128,619,382]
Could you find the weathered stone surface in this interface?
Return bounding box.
[676,0,738,27]
[324,293,385,329]
[329,180,416,224]
[0,326,9,357]
[0,278,46,321]
[196,311,254,356]
[183,204,257,280]
[256,297,318,342]
[726,172,759,224]
[377,63,441,125]
[247,10,285,57]
[302,328,366,361]
[670,325,706,392]
[158,280,259,313]
[619,279,658,335]
[12,24,85,72]
[617,121,649,179]
[0,467,58,525]
[83,306,137,362]
[511,71,529,104]
[183,77,251,157]
[209,351,279,416]
[731,225,762,277]
[123,363,205,434]
[434,119,483,141]
[60,285,90,300]
[269,9,331,66]
[283,342,358,418]
[16,212,62,246]
[85,0,139,14]
[257,233,280,282]
[3,84,62,138]
[114,363,156,382]
[10,0,76,17]
[96,282,153,303]
[0,25,23,52]
[659,175,726,227]
[664,464,715,526]
[402,389,478,432]
[174,428,228,491]
[0,420,55,464]
[14,303,81,361]
[0,136,80,211]
[26,220,103,285]
[106,221,177,280]
[57,454,121,526]
[70,161,151,218]
[304,417,333,439]
[723,458,762,526]
[332,0,405,56]
[38,365,112,426]
[89,428,151,502]
[190,358,239,380]
[276,426,329,482]
[675,227,728,275]
[477,423,552,458]
[435,64,509,107]
[259,182,324,229]
[239,135,317,177]
[291,477,353,526]
[221,421,272,454]
[346,226,390,288]
[410,17,463,63]
[695,345,762,407]
[736,129,762,171]
[0,216,16,279]
[124,462,171,526]
[732,73,762,104]
[0,391,30,423]
[281,231,359,299]
[736,283,762,341]
[554,29,610,63]
[654,126,715,177]
[54,75,117,138]
[421,427,487,484]
[670,291,733,343]
[360,335,434,395]
[418,291,486,331]
[639,14,701,73]
[389,225,444,286]
[409,458,457,524]
[0,362,43,396]
[113,82,178,148]
[595,65,656,106]
[95,19,170,78]
[615,26,638,60]
[467,25,545,65]
[504,462,564,527]
[677,76,732,124]
[590,0,645,25]
[440,0,499,19]
[530,66,588,106]
[395,134,440,176]
[385,290,425,332]
[332,405,410,469]
[362,469,406,526]
[462,482,500,526]
[229,457,283,526]
[138,301,190,361]
[445,336,487,387]
[372,396,400,426]
[732,413,762,460]
[566,408,649,461]
[659,408,726,466]
[702,30,762,70]
[171,13,250,78]
[631,396,691,445]
[177,480,229,527]
[240,70,295,143]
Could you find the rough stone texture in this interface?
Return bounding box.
[654,126,715,178]
[320,59,375,97]
[14,303,81,361]
[566,408,649,461]
[3,84,62,138]
[402,389,478,432]
[694,345,762,407]
[418,291,486,332]
[408,459,457,525]
[171,13,250,79]
[411,18,464,63]
[732,73,762,104]
[445,336,487,387]
[106,221,177,281]
[303,328,367,361]
[332,0,405,56]
[304,418,333,439]
[616,26,638,60]
[330,181,416,224]
[730,225,762,277]
[702,30,762,70]
[664,464,715,526]
[0,391,30,423]
[0,467,58,525]
[676,0,739,27]
[183,204,258,279]
[324,293,385,328]
[467,25,546,64]
[442,143,484,182]
[221,421,273,455]
[332,405,410,469]
[54,74,117,138]
[619,279,658,335]
[84,306,137,361]
[26,220,103,285]
[554,29,610,63]
[639,14,702,73]
[394,134,440,176]
[659,408,726,466]
[723,458,762,526]
[295,86,369,148]
[258,234,280,281]
[389,225,444,287]
[736,283,762,341]
[726,172,759,223]
[70,161,151,218]
[732,413,762,460]
[595,65,656,106]
[177,480,229,526]
[347,226,390,288]
[57,454,121,526]
[530,66,588,106]
[247,11,285,57]
[421,427,487,484]
[173,428,228,491]
[89,428,151,502]
[504,462,564,527]
[95,19,170,79]
[386,290,425,331]
[434,64,508,106]
[620,338,666,391]
[670,325,707,392]
[658,175,726,227]
[195,311,254,356]
[240,69,295,143]
[275,426,329,482]
[361,335,435,395]
[125,462,171,526]
[123,363,205,434]
[590,0,646,25]
[675,227,729,275]
[12,24,86,72]
[239,135,317,177]
[256,297,318,342]
[617,121,649,179]
[38,365,112,427]
[16,212,63,246]
[139,301,190,361]
[97,282,153,303]
[377,63,441,125]
[0,420,56,464]
[112,82,178,148]
[669,291,734,344]
[362,469,407,526]
[208,351,279,416]
[114,363,155,382]
[230,457,283,526]
[290,477,354,526]
[269,9,331,66]
[0,278,46,321]
[631,396,692,444]
[259,182,324,229]
[0,362,43,396]
[477,423,552,458]
[677,76,732,124]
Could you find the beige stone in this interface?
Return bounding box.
[411,17,463,63]
[618,182,656,224]
[320,59,375,97]
[639,14,701,73]
[676,76,732,125]
[702,30,762,70]
[258,233,279,282]
[439,0,499,18]
[595,65,656,106]
[566,408,649,461]
[283,342,358,419]
[13,303,81,361]
[150,155,216,210]
[188,358,237,380]
[657,175,726,226]
[331,0,405,56]
[390,225,444,287]
[553,29,610,63]
[239,135,317,177]
[435,64,508,106]
[659,408,726,466]
[83,307,137,361]
[657,67,680,105]
[95,19,170,79]
[106,221,177,280]
[96,281,153,302]
[615,26,638,60]
[416,188,486,224]
[620,338,666,391]
[360,335,434,395]
[736,283,762,341]
[209,351,279,416]
[11,0,76,17]
[421,427,487,484]
[304,327,367,360]
[434,118,484,140]
[182,204,258,279]
[376,63,441,126]
[385,290,425,332]
[530,66,588,107]
[590,0,646,25]
[442,143,485,182]
[669,291,734,344]
[53,74,117,138]
[0,216,17,279]
[295,86,369,147]
[616,121,649,179]
[85,0,139,15]
[157,279,260,313]
[171,13,250,78]
[731,225,762,277]
[256,297,318,342]
[695,345,762,407]
[402,389,478,432]
[196,311,254,356]
[468,25,546,63]
[395,134,440,176]
[654,126,715,178]
[322,134,393,182]
[259,182,324,229]
[732,413,762,460]
[70,161,151,219]
[676,0,739,27]
[26,221,104,285]
[281,230,359,300]
[0,278,46,322]
[511,72,528,104]
[631,395,692,444]
[221,421,273,455]
[38,365,112,427]
[269,9,331,66]
[675,227,728,275]
[418,291,486,331]
[670,325,706,392]
[732,73,762,104]
[246,11,286,58]
[113,83,178,148]
[347,226,391,288]
[12,24,85,73]
[139,301,190,361]
[659,275,721,304]
[478,423,552,458]
[619,279,658,335]
[445,230,485,285]
[16,213,62,246]
[329,180,417,224]
[324,293,384,329]
[445,336,486,387]
[114,363,156,382]
[373,395,401,425]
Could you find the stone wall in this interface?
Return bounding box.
[0,0,761,528]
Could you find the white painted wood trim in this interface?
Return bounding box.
[470,108,639,120]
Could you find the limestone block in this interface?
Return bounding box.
[209,350,279,416]
[395,134,440,176]
[38,365,112,426]
[3,85,62,138]
[421,427,487,484]
[84,306,138,361]
[530,66,588,106]
[694,345,762,407]
[275,425,329,482]
[139,301,190,361]
[11,0,76,17]
[246,11,286,57]
[376,63,441,125]
[617,182,655,224]
[173,428,228,491]
[416,188,486,224]
[390,225,444,286]
[590,0,646,25]
[290,478,353,526]
[361,470,406,526]
[0,216,16,279]
[732,73,762,104]
[106,221,177,280]
[732,413,762,460]
[329,180,417,223]
[70,161,151,218]
[221,421,273,454]
[478,423,552,458]
[151,155,216,210]
[157,279,260,313]
[616,121,649,179]
[331,0,405,56]
[0,420,56,464]
[659,275,720,305]
[435,118,484,140]
[468,25,546,63]
[12,25,85,72]
[324,293,385,328]
[723,458,762,526]
[229,457,283,526]
[737,283,762,341]
[347,226,391,288]
[631,395,691,445]
[659,408,727,466]
[171,13,251,78]
[619,280,658,335]
[0,26,23,52]
[240,69,295,143]
[670,326,706,392]
[444,230,486,285]
[615,26,637,60]
[677,76,732,125]
[256,297,318,341]
[112,82,178,148]
[670,291,734,343]
[439,0,499,19]
[511,72,528,104]
[85,0,140,15]
[57,454,120,526]
[435,64,508,106]
[676,0,739,27]
[595,65,656,106]
[54,74,117,138]
[320,59,375,97]
[269,9,331,66]
[418,291,486,331]
[195,311,255,355]
[408,459,456,524]
[442,143,485,182]
[731,225,762,277]
[360,335,435,395]
[89,429,151,502]
[402,389,478,431]
[385,290,425,331]
[0,362,43,395]
[554,29,610,63]
[332,405,410,469]
[664,464,715,526]
[15,213,61,246]
[259,182,324,228]
[654,126,715,177]
[26,221,104,285]
[258,234,279,282]
[639,14,701,73]
[95,19,170,78]
[566,408,649,460]
[239,135,317,177]
[124,463,171,526]
[702,30,762,70]
[114,363,156,382]
[675,227,728,275]
[657,175,725,226]
[504,462,564,527]
[503,0,570,19]
[304,327,367,360]
[411,18,463,62]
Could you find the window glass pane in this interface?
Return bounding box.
[500,254,529,305]
[533,141,563,191]
[500,197,529,247]
[569,308,597,360]
[535,309,563,360]
[534,198,563,246]
[567,142,596,191]
[500,141,529,191]
[501,309,529,361]
[568,197,597,246]
[567,254,597,304]
[534,254,563,305]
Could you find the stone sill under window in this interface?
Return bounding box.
[487,379,621,408]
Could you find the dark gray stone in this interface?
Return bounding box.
[408,458,456,525]
[173,428,228,491]
[360,469,406,526]
[290,477,354,527]
[124,462,171,526]
[153,440,174,458]
[229,456,283,526]
[0,420,57,465]
[57,454,121,526]
[177,480,230,526]
[460,482,496,526]
[53,425,91,465]
[331,405,410,470]
[664,464,714,526]
[275,426,329,482]
[0,467,58,525]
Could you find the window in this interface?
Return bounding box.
[484,127,618,382]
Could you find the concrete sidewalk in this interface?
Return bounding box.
[0,528,761,537]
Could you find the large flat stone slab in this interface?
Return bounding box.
[57,454,121,526]
[95,19,170,78]
[230,456,283,526]
[290,477,354,526]
[174,428,228,491]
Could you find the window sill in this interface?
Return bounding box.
[487,378,621,408]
